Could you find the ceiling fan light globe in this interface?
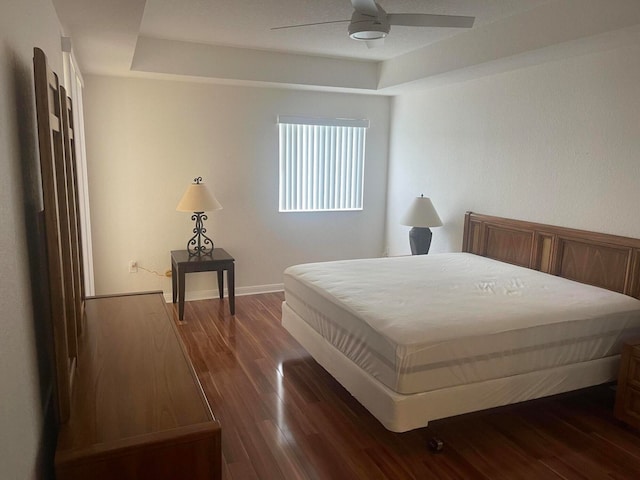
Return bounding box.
[350,30,387,40]
[348,22,389,40]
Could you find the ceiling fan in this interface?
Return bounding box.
[272,0,475,48]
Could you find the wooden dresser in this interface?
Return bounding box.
[55,293,221,480]
[614,338,640,429]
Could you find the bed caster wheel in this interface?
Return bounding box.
[428,437,444,452]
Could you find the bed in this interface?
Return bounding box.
[281,212,640,432]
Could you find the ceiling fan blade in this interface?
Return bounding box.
[351,0,379,17]
[387,13,475,28]
[365,38,385,49]
[271,19,350,31]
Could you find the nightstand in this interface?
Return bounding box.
[171,248,235,320]
[614,338,640,429]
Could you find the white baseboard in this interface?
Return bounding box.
[162,283,283,303]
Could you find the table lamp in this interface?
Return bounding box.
[176,176,222,256]
[400,195,443,255]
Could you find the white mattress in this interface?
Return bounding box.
[283,253,640,395]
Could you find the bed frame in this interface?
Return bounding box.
[282,212,640,432]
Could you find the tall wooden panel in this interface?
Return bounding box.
[60,87,85,336]
[34,47,75,422]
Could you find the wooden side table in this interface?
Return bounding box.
[614,338,640,429]
[171,248,235,320]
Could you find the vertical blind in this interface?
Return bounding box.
[278,115,369,212]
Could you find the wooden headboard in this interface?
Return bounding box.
[462,212,640,300]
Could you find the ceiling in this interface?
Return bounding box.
[52,0,640,94]
[138,0,546,61]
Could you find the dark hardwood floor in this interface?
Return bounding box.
[172,293,640,480]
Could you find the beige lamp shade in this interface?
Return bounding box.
[400,195,443,228]
[176,178,222,212]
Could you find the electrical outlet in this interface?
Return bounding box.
[129,260,138,273]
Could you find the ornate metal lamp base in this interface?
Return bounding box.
[187,212,214,256]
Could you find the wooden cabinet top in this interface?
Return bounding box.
[56,293,219,462]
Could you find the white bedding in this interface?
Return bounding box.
[283,253,640,395]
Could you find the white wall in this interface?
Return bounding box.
[386,41,640,256]
[0,0,64,478]
[83,77,390,298]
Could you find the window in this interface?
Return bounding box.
[278,115,369,212]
